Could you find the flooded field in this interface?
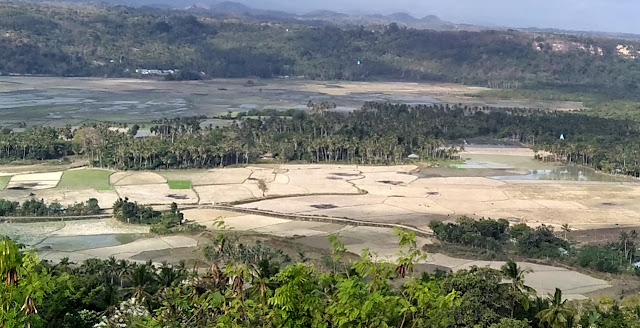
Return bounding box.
[456,153,635,182]
[0,218,149,251]
[35,233,143,252]
[0,77,585,127]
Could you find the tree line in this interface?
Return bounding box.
[430,217,640,274]
[0,197,100,217]
[5,102,640,177]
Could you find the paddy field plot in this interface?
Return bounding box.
[110,171,166,185]
[167,180,192,190]
[115,184,198,204]
[57,168,113,190]
[6,171,63,190]
[0,175,10,190]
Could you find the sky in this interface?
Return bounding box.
[238,0,640,34]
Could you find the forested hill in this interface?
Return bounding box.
[3,2,640,92]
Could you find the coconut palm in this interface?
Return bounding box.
[117,259,133,288]
[560,224,571,240]
[536,288,576,328]
[105,256,119,284]
[501,260,535,317]
[128,264,157,303]
[157,261,184,288]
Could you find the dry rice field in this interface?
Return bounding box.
[2,146,633,299]
[0,147,636,231]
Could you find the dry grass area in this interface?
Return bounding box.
[115,184,198,204]
[299,81,489,96]
[6,171,63,190]
[0,148,635,231]
[461,146,538,156]
[111,172,166,186]
[227,158,640,231]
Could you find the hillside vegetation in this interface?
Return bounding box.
[2,2,640,94]
[3,230,640,328]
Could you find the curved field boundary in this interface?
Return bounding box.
[190,204,433,238]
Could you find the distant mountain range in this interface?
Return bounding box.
[44,0,478,31]
[26,0,640,38]
[183,1,473,31]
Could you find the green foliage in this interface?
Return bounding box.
[490,318,532,328]
[0,237,69,328]
[8,230,640,327]
[112,199,197,234]
[112,197,162,224]
[268,263,326,328]
[0,197,100,216]
[515,225,569,258]
[429,217,510,250]
[167,180,192,190]
[576,246,626,273]
[536,289,576,328]
[57,169,112,190]
[203,237,292,266]
[6,101,640,181]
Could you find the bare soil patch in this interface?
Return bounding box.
[7,171,63,190]
[115,184,198,204]
[111,172,166,186]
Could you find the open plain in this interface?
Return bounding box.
[1,145,638,300]
[0,147,637,231]
[0,77,585,128]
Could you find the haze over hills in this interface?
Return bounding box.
[29,0,640,35]
[29,0,640,38]
[181,1,468,31]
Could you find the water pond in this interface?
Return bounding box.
[454,153,635,182]
[34,233,143,252]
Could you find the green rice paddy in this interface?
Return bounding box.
[57,169,113,190]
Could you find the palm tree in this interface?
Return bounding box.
[536,288,576,328]
[157,262,184,288]
[105,256,119,284]
[128,264,157,303]
[501,260,535,318]
[101,283,121,313]
[117,259,132,288]
[561,224,571,240]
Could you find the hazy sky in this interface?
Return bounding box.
[238,0,639,34]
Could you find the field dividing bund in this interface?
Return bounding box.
[198,204,433,238]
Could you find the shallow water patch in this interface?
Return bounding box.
[34,233,143,252]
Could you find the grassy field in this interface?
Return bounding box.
[57,169,113,190]
[0,176,10,190]
[168,180,192,189]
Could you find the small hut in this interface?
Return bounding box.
[260,152,274,160]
